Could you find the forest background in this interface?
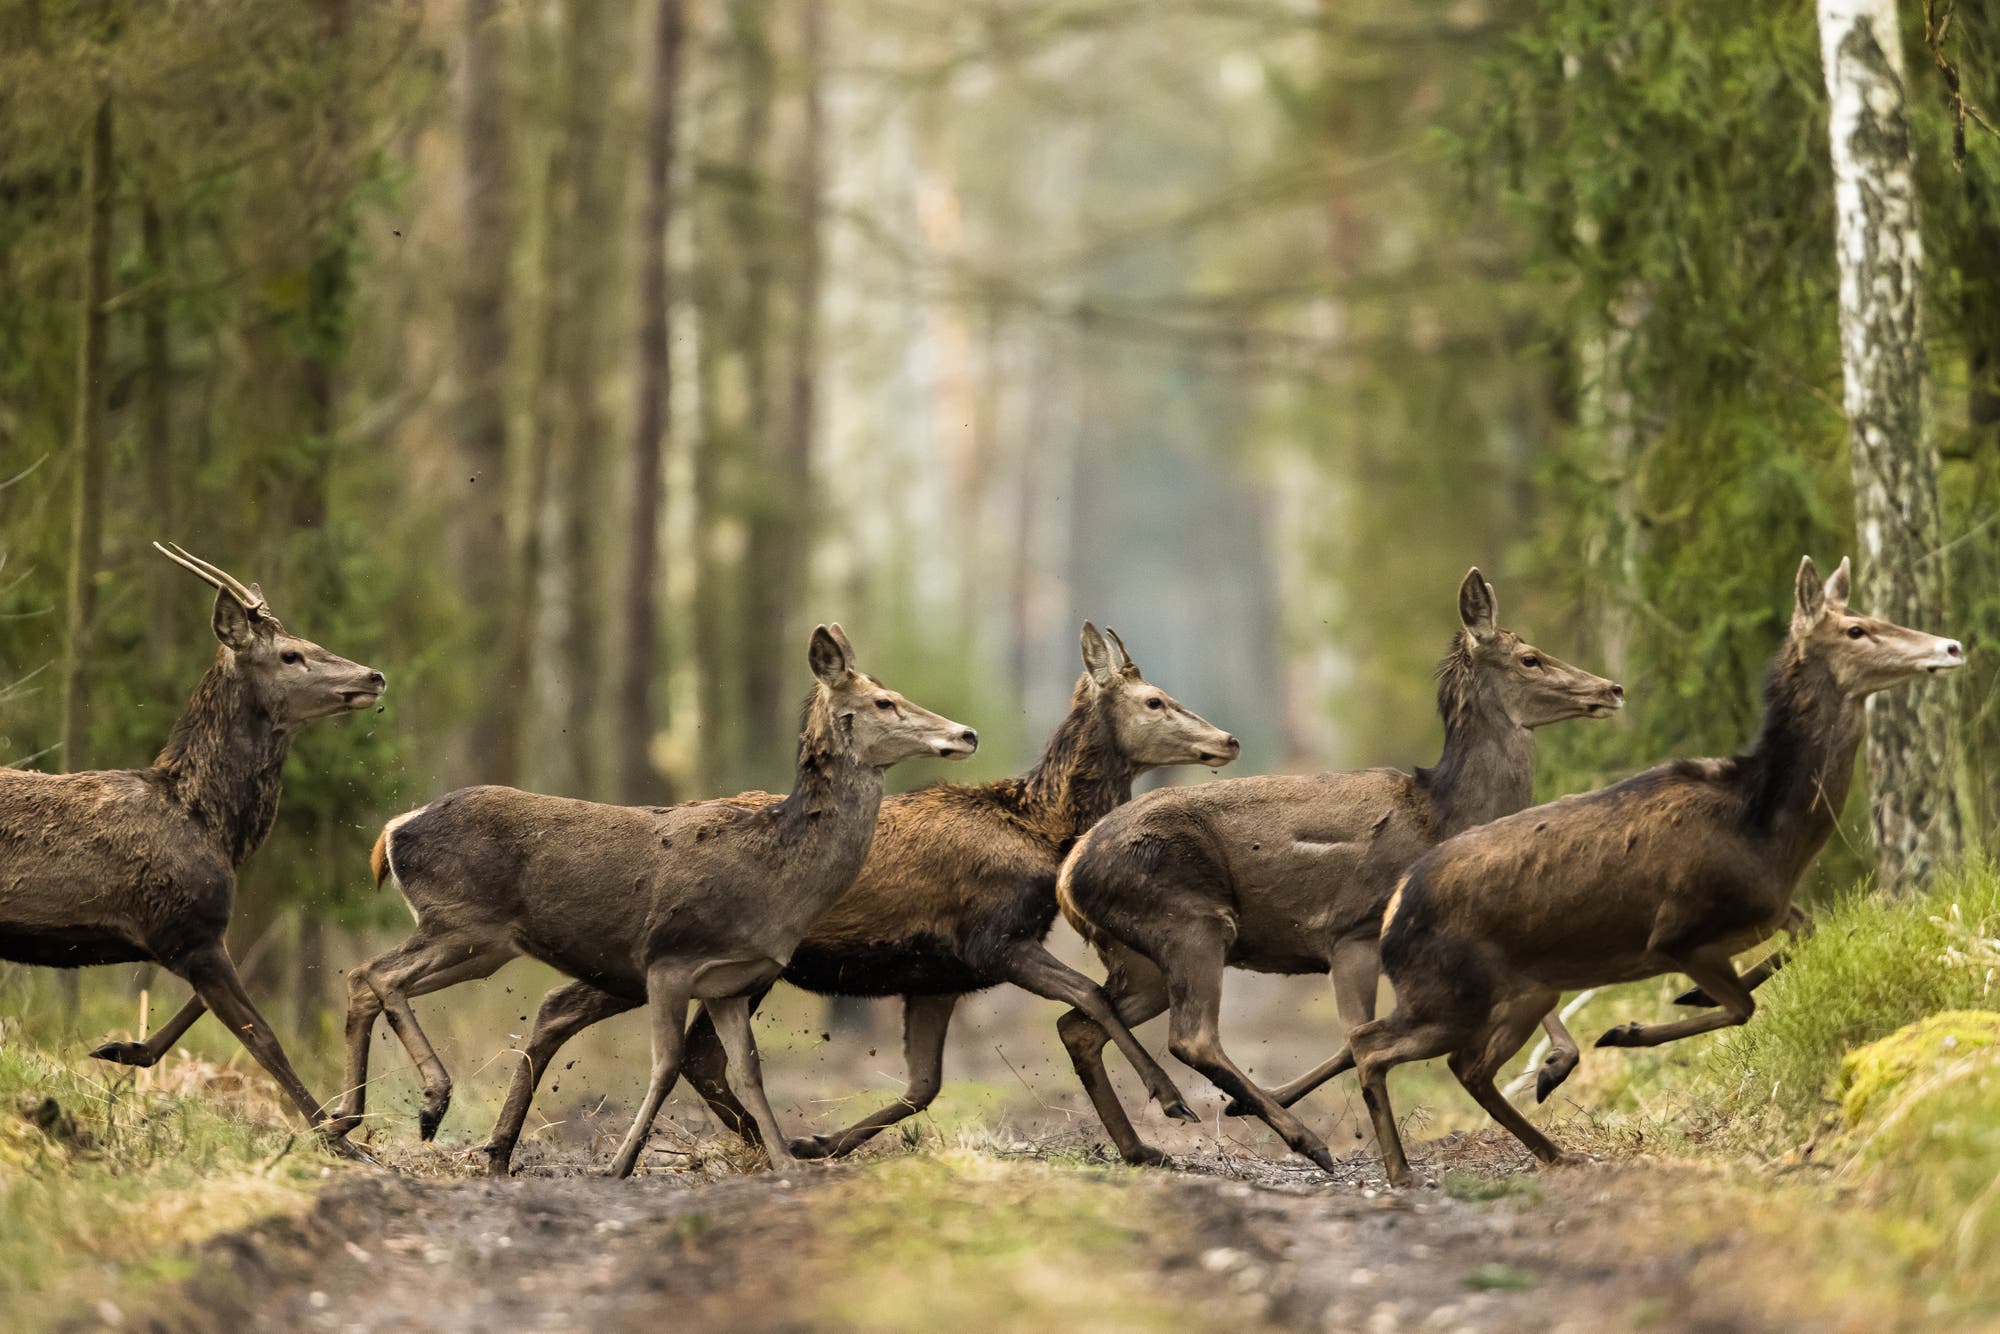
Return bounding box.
[2,0,1997,1043]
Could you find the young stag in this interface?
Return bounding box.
[1055,570,1621,1170]
[1353,557,1963,1186]
[661,623,1236,1162]
[7,544,385,1152]
[338,625,976,1176]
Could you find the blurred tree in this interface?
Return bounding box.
[1818,0,1963,888]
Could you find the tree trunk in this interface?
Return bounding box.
[61,91,113,780]
[453,0,516,786]
[1818,0,1964,888]
[549,0,628,800]
[57,89,113,1020]
[614,0,686,805]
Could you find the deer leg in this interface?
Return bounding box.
[607,968,692,1179]
[1351,1011,1464,1188]
[1159,934,1339,1174]
[682,982,776,1147]
[1057,950,1171,1167]
[788,993,957,1160]
[348,932,516,1140]
[90,992,208,1068]
[485,980,640,1177]
[1227,936,1379,1116]
[176,945,370,1163]
[1675,907,1814,1006]
[702,994,796,1169]
[999,944,1194,1123]
[1449,992,1567,1166]
[1597,951,1756,1049]
[1531,1008,1582,1103]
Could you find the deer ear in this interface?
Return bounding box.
[1824,557,1852,611]
[1080,622,1114,685]
[810,624,853,686]
[827,621,857,662]
[1792,556,1826,631]
[1458,567,1498,642]
[212,590,258,651]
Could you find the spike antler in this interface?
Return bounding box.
[152,541,268,618]
[1103,626,1139,675]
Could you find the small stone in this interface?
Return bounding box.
[1200,1246,1247,1273]
[307,1292,330,1310]
[1350,1267,1376,1286]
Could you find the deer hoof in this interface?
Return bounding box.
[322,1132,379,1168]
[1674,985,1717,1008]
[418,1103,447,1141]
[1121,1143,1170,1168]
[787,1135,837,1160]
[1535,1056,1578,1104]
[1159,1096,1198,1124]
[1595,1023,1641,1048]
[482,1144,516,1178]
[321,1113,364,1140]
[88,1040,156,1068]
[1220,1095,1257,1118]
[1305,1145,1340,1175]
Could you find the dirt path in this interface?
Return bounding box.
[103,1129,1800,1334]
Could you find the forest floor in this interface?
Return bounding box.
[71,1125,1946,1334]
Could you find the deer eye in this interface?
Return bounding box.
[281,650,304,666]
[1846,625,1866,640]
[1521,655,1540,668]
[1146,697,1164,710]
[875,697,895,710]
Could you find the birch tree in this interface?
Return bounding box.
[1817,0,1963,887]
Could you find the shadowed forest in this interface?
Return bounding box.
[4,2,2000,1330]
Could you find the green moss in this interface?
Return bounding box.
[1837,1012,2000,1127]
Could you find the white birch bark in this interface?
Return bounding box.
[1818,0,1964,887]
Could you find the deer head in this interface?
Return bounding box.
[1790,556,1964,697]
[1080,622,1237,769]
[1454,568,1623,729]
[808,623,978,767]
[155,542,386,728]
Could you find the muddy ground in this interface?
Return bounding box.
[99,1128,1794,1334]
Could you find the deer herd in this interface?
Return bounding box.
[0,544,1964,1186]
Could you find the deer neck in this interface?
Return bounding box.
[776,699,888,846]
[1424,692,1535,837]
[1020,679,1135,837]
[1739,651,1864,871]
[150,654,291,866]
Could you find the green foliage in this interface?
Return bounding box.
[1707,859,2000,1130]
[0,1037,322,1328]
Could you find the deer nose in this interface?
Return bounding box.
[1610,683,1624,699]
[1945,641,1964,659]
[367,670,387,688]
[1224,735,1241,753]
[957,728,979,747]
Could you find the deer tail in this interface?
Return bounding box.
[371,807,425,891]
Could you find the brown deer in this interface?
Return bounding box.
[476,623,1232,1173]
[1055,570,1622,1170]
[333,624,977,1176]
[6,544,384,1154]
[1352,557,1963,1186]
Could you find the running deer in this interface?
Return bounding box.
[337,625,977,1176]
[8,544,384,1154]
[1055,570,1622,1169]
[478,624,1232,1174]
[1352,557,1962,1186]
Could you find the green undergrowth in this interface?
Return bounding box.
[0,1034,331,1330]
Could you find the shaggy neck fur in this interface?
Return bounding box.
[1018,674,1136,838]
[777,686,884,840]
[1735,639,1863,864]
[1418,632,1536,836]
[150,651,291,865]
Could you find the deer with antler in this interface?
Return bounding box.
[4,545,384,1154]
